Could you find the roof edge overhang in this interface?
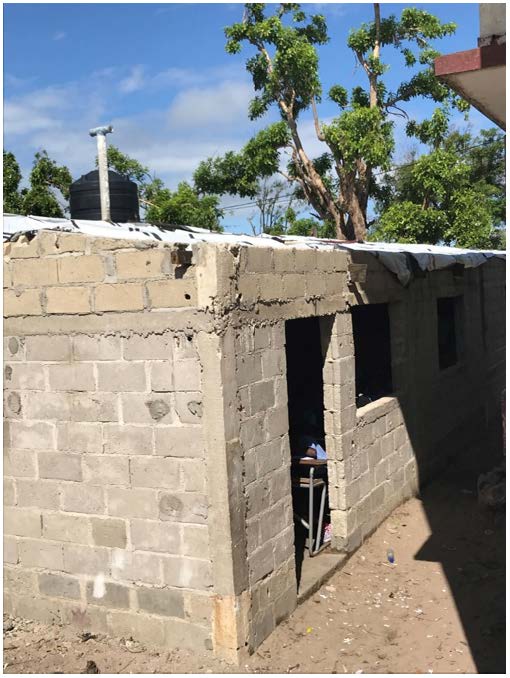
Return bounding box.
[434,42,506,130]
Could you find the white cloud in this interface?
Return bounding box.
[167,80,252,128]
[118,65,145,94]
[53,31,67,41]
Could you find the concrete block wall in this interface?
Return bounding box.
[4,231,214,651]
[235,322,296,651]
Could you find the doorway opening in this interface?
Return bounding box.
[285,316,340,594]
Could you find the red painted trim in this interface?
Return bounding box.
[434,43,505,76]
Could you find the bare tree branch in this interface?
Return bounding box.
[311,97,326,142]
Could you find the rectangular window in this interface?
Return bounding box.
[437,296,461,369]
[352,304,393,407]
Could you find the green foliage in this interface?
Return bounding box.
[145,181,223,231]
[372,128,506,249]
[103,146,151,185]
[196,3,471,240]
[3,151,22,213]
[3,150,72,218]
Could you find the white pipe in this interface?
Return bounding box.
[89,125,113,222]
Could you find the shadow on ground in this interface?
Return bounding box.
[415,434,506,674]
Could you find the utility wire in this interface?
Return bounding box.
[221,139,505,212]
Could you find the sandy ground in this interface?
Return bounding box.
[3,465,505,675]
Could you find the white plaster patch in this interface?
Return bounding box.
[92,572,106,599]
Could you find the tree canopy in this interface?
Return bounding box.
[194,2,469,241]
[3,150,72,218]
[371,125,506,249]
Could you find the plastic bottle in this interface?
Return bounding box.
[387,548,395,564]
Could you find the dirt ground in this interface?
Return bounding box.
[3,464,505,675]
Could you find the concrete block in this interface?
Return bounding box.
[240,415,265,451]
[5,449,38,478]
[48,363,95,391]
[4,336,25,361]
[43,512,91,544]
[130,457,180,489]
[62,544,110,576]
[94,283,144,312]
[274,585,297,625]
[123,332,174,360]
[57,422,102,454]
[10,421,56,453]
[12,258,58,286]
[111,550,162,586]
[147,279,196,308]
[181,524,209,558]
[174,393,202,424]
[17,479,60,510]
[162,617,211,651]
[97,362,146,392]
[38,452,82,482]
[180,459,207,493]
[130,519,180,554]
[137,585,185,617]
[115,249,166,279]
[256,438,283,477]
[367,440,382,468]
[11,594,64,625]
[249,541,274,584]
[4,391,22,419]
[4,507,41,538]
[154,426,204,458]
[159,492,208,524]
[38,572,81,599]
[282,273,306,299]
[39,231,86,254]
[184,591,213,627]
[83,455,129,487]
[107,610,165,647]
[246,479,270,521]
[62,483,105,515]
[265,407,289,440]
[149,361,174,392]
[258,273,283,301]
[250,381,274,414]
[3,478,16,505]
[294,248,317,271]
[73,335,121,361]
[4,537,19,564]
[91,518,127,549]
[261,350,285,380]
[46,286,91,314]
[103,424,153,455]
[236,352,263,387]
[25,335,72,361]
[58,255,104,283]
[4,566,37,595]
[162,556,212,590]
[4,289,43,316]
[69,393,118,423]
[4,362,45,391]
[60,603,108,635]
[107,487,159,519]
[173,359,201,391]
[380,433,394,459]
[4,260,12,288]
[86,581,130,609]
[244,247,273,273]
[23,392,71,421]
[19,538,64,570]
[273,249,295,273]
[238,274,260,302]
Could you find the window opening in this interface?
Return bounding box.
[437,296,460,369]
[352,303,393,407]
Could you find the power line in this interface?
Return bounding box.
[221,139,504,212]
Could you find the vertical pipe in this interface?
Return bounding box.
[96,133,111,222]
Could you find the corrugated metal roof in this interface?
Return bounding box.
[3,214,505,286]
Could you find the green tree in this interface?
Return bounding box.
[3,151,22,213]
[104,145,224,231]
[371,126,506,249]
[3,150,72,218]
[194,3,467,241]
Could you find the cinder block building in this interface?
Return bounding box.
[3,217,506,662]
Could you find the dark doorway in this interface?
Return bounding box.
[285,316,326,452]
[352,303,393,405]
[285,316,328,588]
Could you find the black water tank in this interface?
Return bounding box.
[69,170,140,222]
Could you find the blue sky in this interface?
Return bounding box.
[4,2,490,232]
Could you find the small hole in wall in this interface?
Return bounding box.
[184,293,191,300]
[186,335,193,342]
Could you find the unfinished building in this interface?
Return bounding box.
[3,217,506,662]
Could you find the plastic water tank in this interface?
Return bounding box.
[69,169,140,222]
